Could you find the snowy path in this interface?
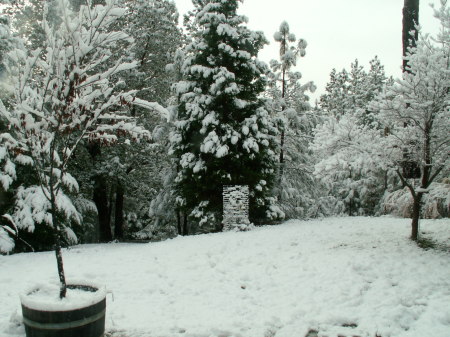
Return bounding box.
[1,217,449,337]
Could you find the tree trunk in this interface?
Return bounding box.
[278,66,286,198]
[52,198,66,298]
[411,192,423,241]
[279,130,285,178]
[182,212,189,236]
[54,237,67,298]
[410,125,431,241]
[402,0,419,71]
[176,210,182,235]
[402,0,422,242]
[114,182,124,240]
[93,175,112,242]
[87,143,112,242]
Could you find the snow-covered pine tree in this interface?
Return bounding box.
[171,0,280,232]
[0,12,28,252]
[268,21,308,182]
[319,68,349,118]
[0,15,14,81]
[138,48,187,238]
[313,57,393,215]
[0,0,166,296]
[266,21,321,219]
[117,0,183,105]
[319,57,391,124]
[310,113,388,215]
[2,0,46,50]
[402,0,420,72]
[113,0,182,239]
[0,12,24,104]
[73,0,183,241]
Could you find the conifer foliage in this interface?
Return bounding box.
[171,0,280,232]
[313,57,393,216]
[266,21,319,219]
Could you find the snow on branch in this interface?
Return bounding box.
[132,98,170,121]
[0,0,166,252]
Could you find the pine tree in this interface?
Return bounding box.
[310,113,389,216]
[319,68,349,118]
[0,13,23,104]
[266,21,320,219]
[76,0,183,241]
[139,49,187,238]
[171,0,280,232]
[268,21,308,183]
[314,58,393,215]
[319,57,390,123]
[0,12,33,252]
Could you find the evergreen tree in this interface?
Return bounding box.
[311,113,391,215]
[77,0,183,241]
[138,48,186,238]
[266,21,322,219]
[3,0,46,50]
[319,57,391,124]
[171,0,280,232]
[319,68,349,118]
[313,57,393,215]
[0,12,40,252]
[267,21,308,184]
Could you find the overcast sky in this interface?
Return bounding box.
[173,0,442,103]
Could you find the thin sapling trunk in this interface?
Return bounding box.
[54,233,67,298]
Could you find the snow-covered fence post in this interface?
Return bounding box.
[222,185,251,231]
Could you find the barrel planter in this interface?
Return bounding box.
[20,283,106,337]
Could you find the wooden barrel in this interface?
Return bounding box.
[21,285,106,337]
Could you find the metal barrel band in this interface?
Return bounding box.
[22,308,105,330]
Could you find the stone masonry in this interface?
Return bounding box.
[222,185,251,231]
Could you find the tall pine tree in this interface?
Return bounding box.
[171,0,280,233]
[266,21,320,219]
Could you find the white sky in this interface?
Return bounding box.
[173,0,443,103]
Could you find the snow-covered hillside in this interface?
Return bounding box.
[1,217,449,337]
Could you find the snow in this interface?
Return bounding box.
[0,227,15,253]
[20,281,106,312]
[215,144,229,158]
[132,98,170,122]
[1,217,449,337]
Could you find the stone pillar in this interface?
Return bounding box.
[222,185,251,231]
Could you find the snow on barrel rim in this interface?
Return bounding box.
[20,279,106,312]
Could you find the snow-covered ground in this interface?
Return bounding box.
[1,217,449,337]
